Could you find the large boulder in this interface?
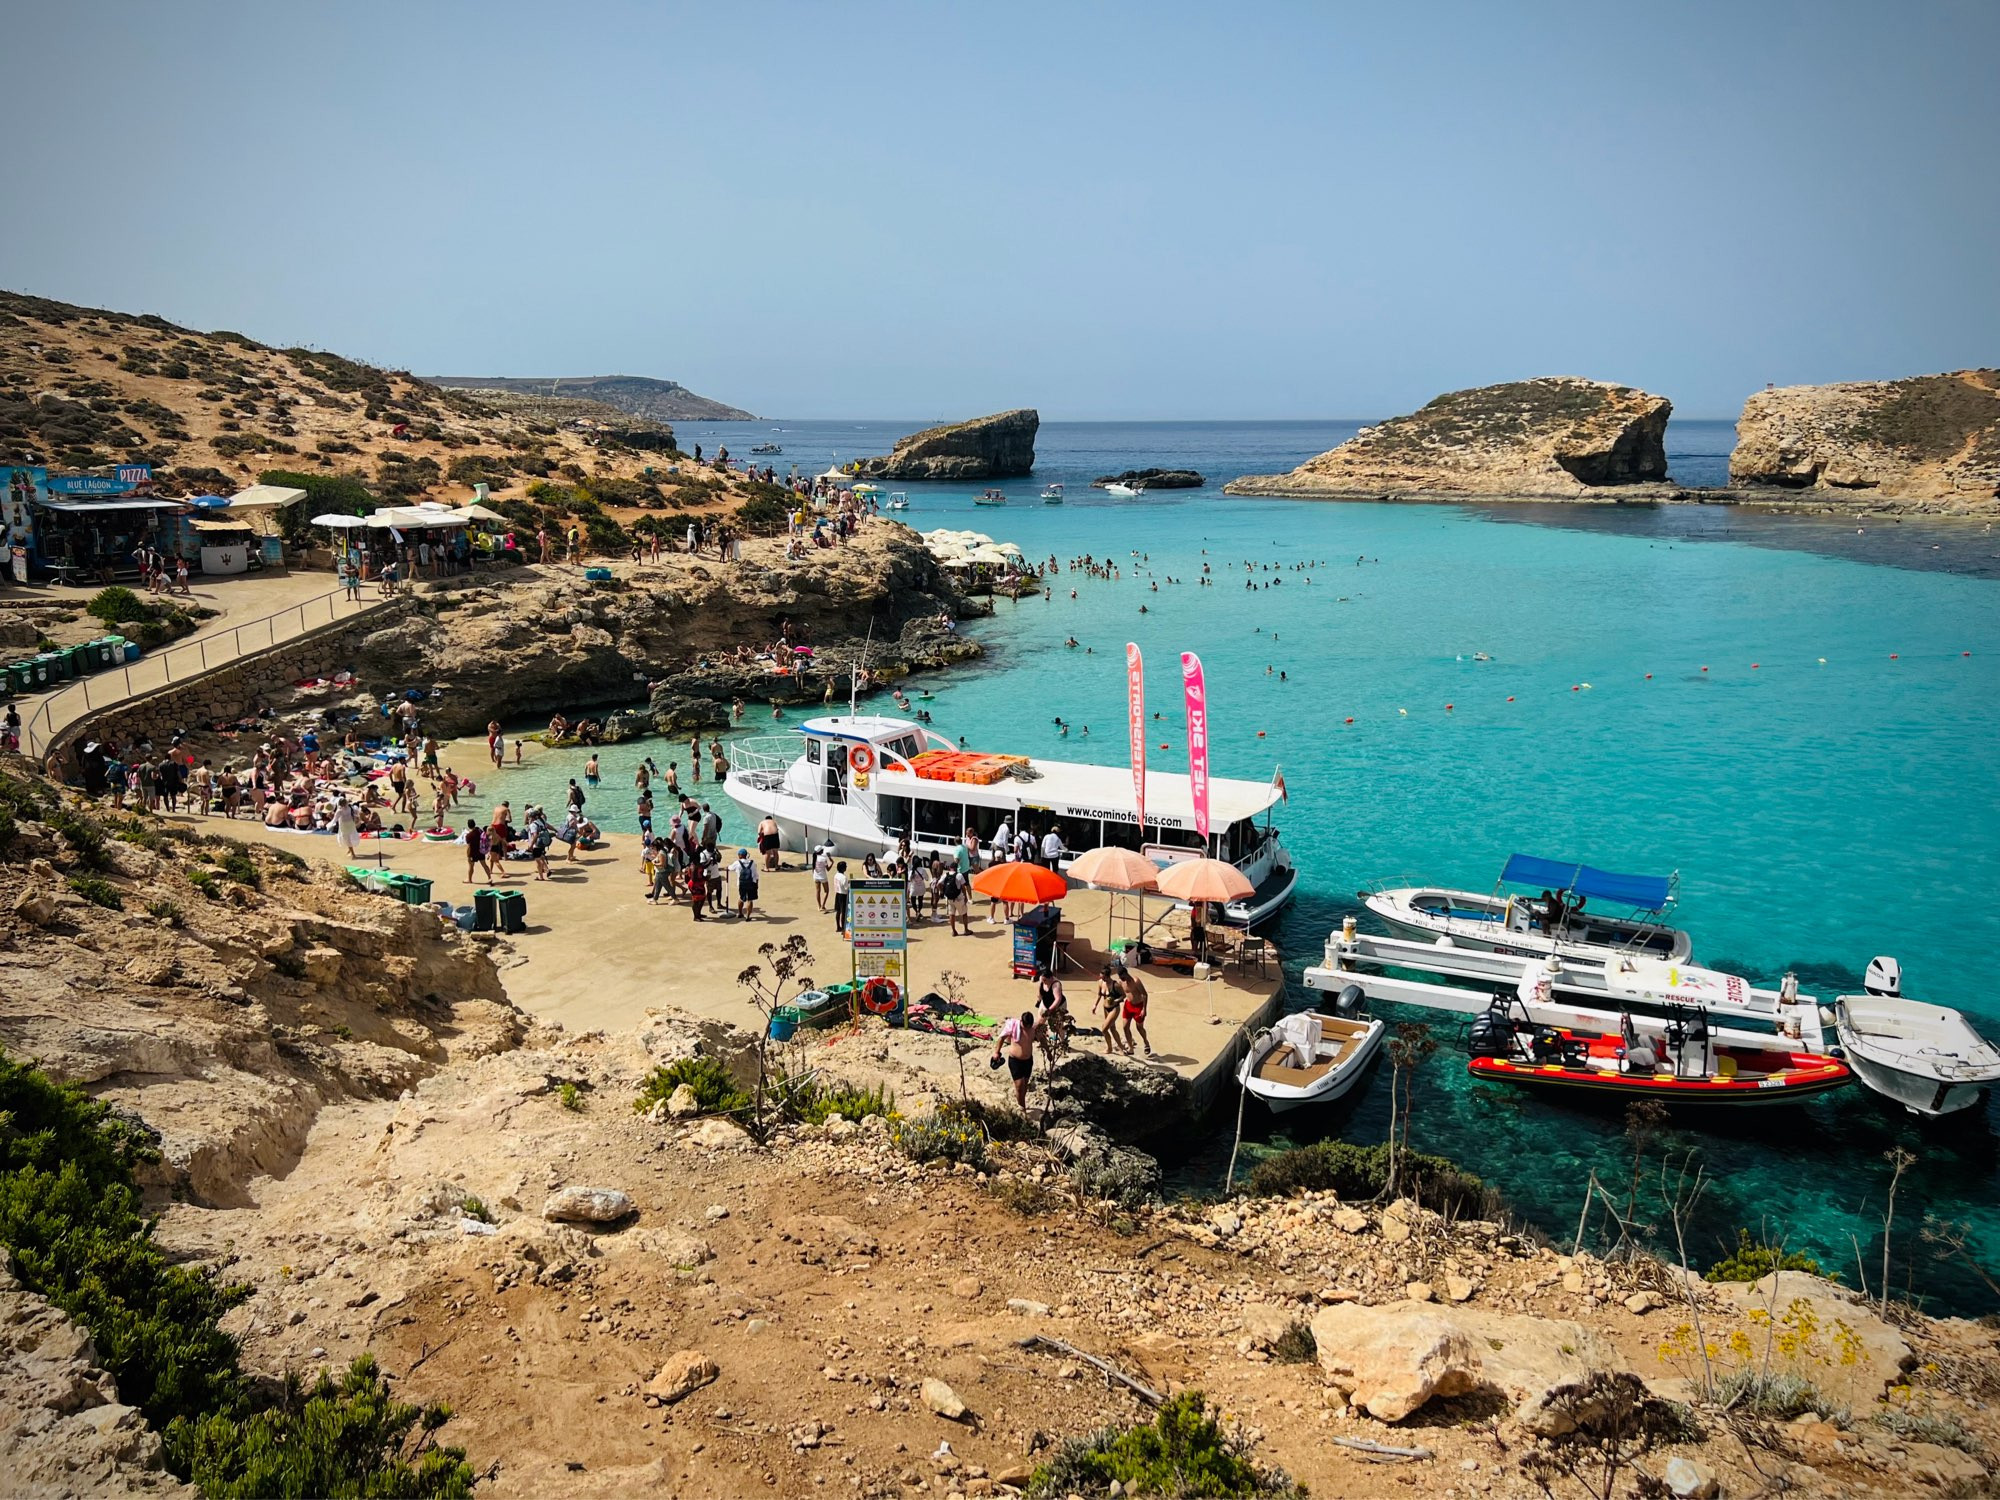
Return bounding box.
[1225,378,1671,500]
[1311,1299,1620,1427]
[1729,370,2000,507]
[1092,468,1206,490]
[853,410,1038,480]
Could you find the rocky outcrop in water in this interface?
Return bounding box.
[1729,370,2000,508]
[852,410,1038,480]
[1092,468,1205,490]
[1225,378,1672,500]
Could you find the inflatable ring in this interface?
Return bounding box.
[848,744,875,773]
[861,977,901,1015]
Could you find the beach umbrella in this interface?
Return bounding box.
[1068,845,1163,948]
[311,513,367,529]
[970,860,1068,906]
[1156,858,1254,904]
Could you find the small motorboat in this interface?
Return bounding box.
[1365,853,1692,965]
[751,442,782,454]
[974,489,1007,506]
[886,492,909,510]
[1466,997,1850,1106]
[1238,985,1385,1113]
[1833,956,2000,1117]
[1103,482,1141,497]
[1041,483,1065,504]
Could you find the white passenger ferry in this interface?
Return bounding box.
[723,714,1297,926]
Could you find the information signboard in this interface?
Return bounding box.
[849,878,908,983]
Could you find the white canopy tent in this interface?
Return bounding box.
[226,484,307,510]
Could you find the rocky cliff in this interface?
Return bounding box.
[853,409,1038,480]
[1093,467,1205,490]
[1729,370,2000,508]
[1225,378,1672,500]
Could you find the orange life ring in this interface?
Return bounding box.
[848,744,875,773]
[861,977,901,1014]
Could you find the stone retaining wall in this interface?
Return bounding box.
[52,601,413,758]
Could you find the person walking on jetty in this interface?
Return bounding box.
[831,860,851,934]
[991,1010,1045,1110]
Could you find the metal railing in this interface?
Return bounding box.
[20,587,375,759]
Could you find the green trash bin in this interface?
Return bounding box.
[91,638,117,670]
[63,644,90,676]
[34,653,63,684]
[395,875,434,906]
[104,635,129,664]
[6,662,30,694]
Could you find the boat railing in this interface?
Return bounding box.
[727,735,799,789]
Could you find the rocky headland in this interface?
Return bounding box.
[853,409,1038,480]
[1092,467,1205,490]
[1729,369,2000,510]
[1225,377,1673,501]
[423,374,755,423]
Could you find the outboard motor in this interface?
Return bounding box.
[1864,956,1902,998]
[1331,982,1366,1019]
[1468,997,1516,1059]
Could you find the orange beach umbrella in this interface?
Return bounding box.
[970,860,1069,905]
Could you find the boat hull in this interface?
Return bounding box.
[1468,1052,1851,1106]
[1365,889,1692,965]
[1834,997,2000,1117]
[1219,863,1297,929]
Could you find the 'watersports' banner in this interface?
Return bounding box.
[1180,651,1209,842]
[1125,642,1146,836]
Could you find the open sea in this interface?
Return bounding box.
[490,418,2000,1312]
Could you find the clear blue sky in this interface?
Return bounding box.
[2,1,1993,419]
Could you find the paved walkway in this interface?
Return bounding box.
[10,571,382,757]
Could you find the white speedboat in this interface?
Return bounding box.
[723,714,1295,925]
[886,492,909,510]
[1365,854,1692,964]
[1237,985,1384,1113]
[1041,483,1065,504]
[1832,957,2000,1117]
[1103,482,1141,497]
[974,489,1007,506]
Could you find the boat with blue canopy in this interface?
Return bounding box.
[1361,853,1692,965]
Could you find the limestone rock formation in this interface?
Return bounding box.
[1729,369,2000,507]
[1092,468,1206,490]
[853,410,1038,480]
[1225,378,1671,500]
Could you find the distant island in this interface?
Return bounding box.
[853,408,1037,480]
[1730,370,1999,505]
[423,374,755,423]
[1093,467,1205,490]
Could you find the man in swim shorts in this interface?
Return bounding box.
[991,1009,1045,1109]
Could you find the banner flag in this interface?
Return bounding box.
[1125,642,1146,836]
[1180,651,1210,843]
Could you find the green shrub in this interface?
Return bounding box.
[1705,1229,1827,1283]
[1027,1391,1301,1499]
[633,1055,749,1116]
[113,817,166,852]
[1243,1138,1495,1218]
[177,1354,474,1498]
[461,1196,494,1225]
[557,1081,585,1113]
[736,493,790,532]
[0,1049,249,1448]
[890,1106,988,1170]
[87,585,152,625]
[799,1080,892,1125]
[1270,1319,1317,1364]
[215,845,261,888]
[186,868,221,898]
[1875,1401,1980,1454]
[991,1177,1055,1217]
[146,898,183,927]
[1713,1368,1825,1421]
[66,874,123,909]
[47,807,110,870]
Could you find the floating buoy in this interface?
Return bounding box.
[1751,663,1760,669]
[1506,696,1514,702]
[1580,683,1592,691]
[1818,658,1827,664]
[1159,742,1169,749]
[1571,685,1579,692]
[1344,717,1354,724]
[1965,651,1973,657]
[1644,673,1652,679]
[1445,703,1453,712]
[1398,708,1408,716]
[1890,654,1899,660]
[1701,666,1709,673]
[1256,730,1266,737]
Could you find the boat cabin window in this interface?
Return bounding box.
[883,734,924,765]
[1097,819,1144,852]
[964,805,1011,843]
[1044,812,1099,855]
[1150,825,1207,852]
[805,739,822,765]
[877,795,911,838]
[913,796,962,841]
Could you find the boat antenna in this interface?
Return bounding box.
[850,620,873,718]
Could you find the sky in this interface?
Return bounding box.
[1,1,1994,420]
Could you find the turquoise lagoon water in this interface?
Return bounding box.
[469,421,2000,1311]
